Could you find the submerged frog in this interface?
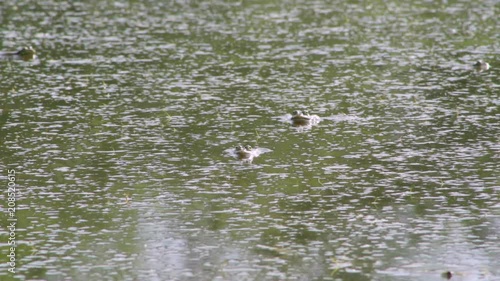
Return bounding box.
[290,110,320,126]
[473,60,490,72]
[0,46,37,61]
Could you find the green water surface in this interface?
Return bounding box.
[0,0,499,280]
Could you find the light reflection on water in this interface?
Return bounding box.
[1,0,499,280]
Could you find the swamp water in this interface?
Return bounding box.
[0,0,499,280]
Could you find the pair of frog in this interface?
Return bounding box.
[4,46,491,72]
[3,46,492,71]
[234,110,320,160]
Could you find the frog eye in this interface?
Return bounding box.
[245,145,252,150]
[235,145,243,150]
[292,110,300,115]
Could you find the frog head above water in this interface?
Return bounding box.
[290,110,320,126]
[16,46,37,60]
[473,60,490,72]
[235,145,253,157]
[291,110,313,121]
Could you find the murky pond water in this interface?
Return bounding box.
[1,0,498,280]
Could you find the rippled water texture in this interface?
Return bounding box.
[0,0,499,280]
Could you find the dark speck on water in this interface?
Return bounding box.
[1,0,498,280]
[441,271,453,279]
